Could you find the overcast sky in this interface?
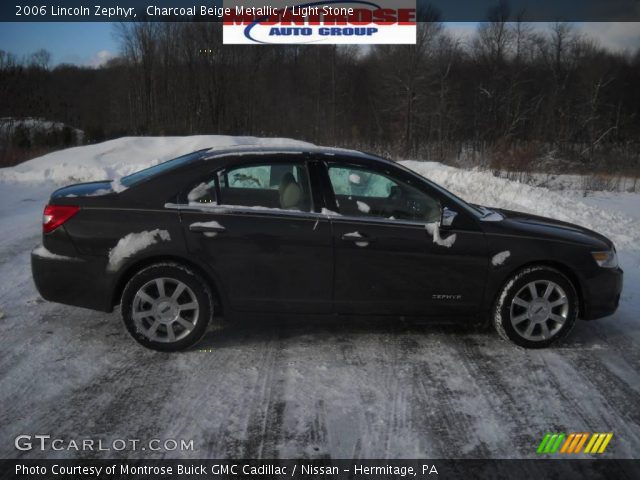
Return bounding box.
[0,22,638,67]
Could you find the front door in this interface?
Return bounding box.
[323,161,488,316]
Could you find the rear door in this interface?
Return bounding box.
[321,160,488,317]
[180,156,333,314]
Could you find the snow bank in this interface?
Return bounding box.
[493,170,640,193]
[108,229,171,271]
[0,135,313,185]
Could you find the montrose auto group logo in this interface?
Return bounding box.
[222,0,416,44]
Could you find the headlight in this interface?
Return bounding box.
[592,250,618,268]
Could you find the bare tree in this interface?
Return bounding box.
[29,49,51,70]
[1,19,638,178]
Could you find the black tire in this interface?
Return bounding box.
[121,262,213,351]
[493,266,579,348]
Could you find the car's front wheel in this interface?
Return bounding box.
[493,266,579,348]
[121,263,213,351]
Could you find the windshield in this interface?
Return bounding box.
[120,149,210,187]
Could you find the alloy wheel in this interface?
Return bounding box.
[131,277,200,343]
[509,280,569,342]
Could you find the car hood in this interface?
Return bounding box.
[481,207,613,250]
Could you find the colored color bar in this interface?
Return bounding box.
[574,433,589,453]
[560,434,575,453]
[544,434,559,453]
[550,434,565,453]
[568,433,582,453]
[584,433,599,453]
[598,433,613,453]
[591,433,606,453]
[537,433,552,454]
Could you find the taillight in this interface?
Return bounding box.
[43,205,80,234]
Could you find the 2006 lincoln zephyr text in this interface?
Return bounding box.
[31,146,623,351]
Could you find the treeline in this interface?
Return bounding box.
[1,9,639,174]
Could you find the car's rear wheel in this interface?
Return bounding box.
[121,263,212,351]
[493,266,578,348]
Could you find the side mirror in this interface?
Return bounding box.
[441,207,458,227]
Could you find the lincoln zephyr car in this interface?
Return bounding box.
[32,146,623,350]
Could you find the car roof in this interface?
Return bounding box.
[200,145,393,166]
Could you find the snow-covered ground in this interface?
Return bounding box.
[0,137,638,459]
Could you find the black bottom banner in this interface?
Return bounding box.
[1,459,639,480]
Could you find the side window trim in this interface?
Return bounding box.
[330,213,434,228]
[307,158,338,214]
[216,170,223,201]
[166,202,325,221]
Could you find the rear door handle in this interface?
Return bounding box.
[189,224,226,233]
[341,231,375,244]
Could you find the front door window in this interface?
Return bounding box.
[327,164,441,223]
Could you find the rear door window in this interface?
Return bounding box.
[220,162,312,212]
[186,161,313,212]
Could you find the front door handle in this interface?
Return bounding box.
[189,223,226,233]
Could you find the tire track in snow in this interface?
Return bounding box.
[381,325,438,458]
[238,326,287,459]
[303,399,330,458]
[561,350,640,426]
[279,322,373,459]
[149,329,267,459]
[408,331,502,458]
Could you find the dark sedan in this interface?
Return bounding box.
[32,146,623,350]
